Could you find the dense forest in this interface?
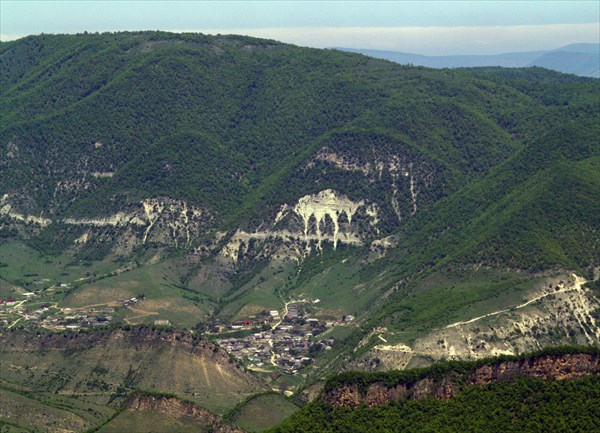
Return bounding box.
[271,347,600,433]
[271,376,600,433]
[2,32,598,272]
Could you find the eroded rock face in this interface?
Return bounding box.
[323,353,600,408]
[220,189,371,264]
[312,148,439,222]
[1,194,210,254]
[293,189,364,250]
[471,353,599,384]
[325,385,362,407]
[365,383,408,407]
[356,274,600,372]
[0,194,52,227]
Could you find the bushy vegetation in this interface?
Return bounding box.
[270,376,600,433]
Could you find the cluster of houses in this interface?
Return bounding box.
[0,293,29,326]
[218,331,273,365]
[123,296,142,308]
[36,306,115,330]
[217,303,343,374]
[0,291,118,330]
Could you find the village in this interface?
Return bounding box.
[0,289,143,330]
[0,288,354,374]
[215,301,354,374]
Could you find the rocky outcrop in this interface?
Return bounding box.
[471,353,598,384]
[323,351,600,408]
[0,194,210,254]
[127,393,245,433]
[220,189,371,263]
[357,274,600,372]
[311,147,440,222]
[0,194,52,227]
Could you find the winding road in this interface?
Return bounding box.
[268,298,309,366]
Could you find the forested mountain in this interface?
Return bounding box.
[271,347,600,433]
[0,31,599,432]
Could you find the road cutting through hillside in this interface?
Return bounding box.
[123,307,159,324]
[444,274,587,329]
[374,275,592,354]
[6,299,28,328]
[268,298,309,366]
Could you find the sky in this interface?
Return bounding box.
[1,1,599,55]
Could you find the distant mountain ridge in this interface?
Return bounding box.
[338,43,600,77]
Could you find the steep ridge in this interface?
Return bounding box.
[105,393,246,433]
[324,349,600,408]
[270,349,600,433]
[0,327,267,414]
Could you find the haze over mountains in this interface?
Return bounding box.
[339,43,600,78]
[0,31,599,432]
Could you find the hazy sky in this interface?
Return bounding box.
[2,1,598,55]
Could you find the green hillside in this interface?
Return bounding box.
[271,376,600,433]
[1,32,599,431]
[270,348,600,433]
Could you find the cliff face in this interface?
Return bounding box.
[1,194,210,255]
[324,353,600,408]
[471,353,598,384]
[127,393,245,433]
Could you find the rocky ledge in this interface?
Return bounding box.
[323,350,599,408]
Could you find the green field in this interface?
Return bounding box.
[0,241,120,290]
[228,393,301,432]
[60,258,213,327]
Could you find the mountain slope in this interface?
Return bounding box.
[0,327,266,415]
[1,32,599,403]
[270,348,600,433]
